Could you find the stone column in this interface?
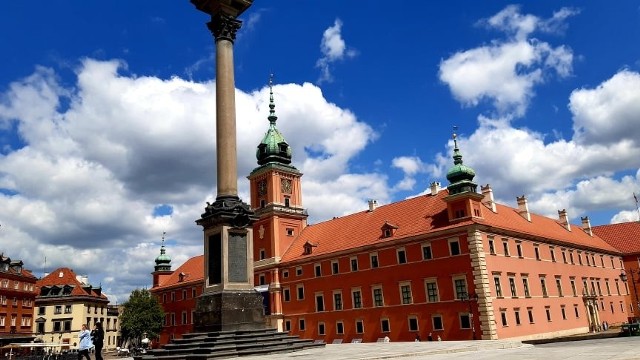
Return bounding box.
[191,0,264,333]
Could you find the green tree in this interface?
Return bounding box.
[119,288,164,345]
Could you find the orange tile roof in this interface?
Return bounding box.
[280,190,619,263]
[36,267,108,300]
[593,221,640,254]
[153,255,204,291]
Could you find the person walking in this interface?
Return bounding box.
[92,322,105,360]
[78,324,93,360]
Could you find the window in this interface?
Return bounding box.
[259,274,266,285]
[574,305,579,318]
[331,261,339,275]
[53,321,61,332]
[615,279,621,295]
[500,310,508,326]
[283,288,291,302]
[516,242,523,257]
[397,248,407,264]
[597,281,603,296]
[286,228,294,236]
[296,267,303,276]
[562,250,567,263]
[561,306,567,320]
[171,292,175,301]
[611,302,615,313]
[284,320,291,331]
[283,270,289,278]
[284,197,290,207]
[569,251,575,264]
[432,315,444,331]
[182,289,187,300]
[373,287,384,307]
[400,283,413,304]
[315,293,325,312]
[606,279,611,295]
[502,241,510,256]
[333,291,343,310]
[540,277,548,297]
[314,264,321,277]
[259,249,266,260]
[488,238,495,254]
[514,309,521,325]
[356,320,364,334]
[449,239,461,256]
[523,277,530,297]
[422,244,433,260]
[370,253,379,268]
[509,277,517,297]
[299,319,306,331]
[352,289,362,309]
[570,278,577,297]
[296,285,304,300]
[578,252,583,265]
[454,278,467,300]
[534,246,540,260]
[527,308,534,323]
[381,318,390,333]
[426,280,439,303]
[350,257,359,272]
[460,313,471,329]
[556,278,563,297]
[550,247,556,262]
[545,307,552,321]
[182,312,187,325]
[38,307,45,315]
[494,276,503,297]
[318,322,326,335]
[336,321,344,334]
[408,316,419,331]
[54,305,62,314]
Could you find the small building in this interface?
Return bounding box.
[34,268,120,350]
[593,221,640,321]
[0,253,38,346]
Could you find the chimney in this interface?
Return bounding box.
[516,195,531,221]
[429,181,441,196]
[581,216,593,236]
[481,184,496,212]
[558,209,571,231]
[368,199,378,212]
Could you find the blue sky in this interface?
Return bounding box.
[1,1,640,302]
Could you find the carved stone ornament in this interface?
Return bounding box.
[207,13,242,42]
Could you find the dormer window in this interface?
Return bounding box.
[380,221,399,238]
[179,272,186,282]
[303,241,318,255]
[278,143,288,153]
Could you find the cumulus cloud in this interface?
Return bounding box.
[0,58,379,301]
[439,5,575,117]
[316,19,358,84]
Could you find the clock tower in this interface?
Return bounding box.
[248,76,307,329]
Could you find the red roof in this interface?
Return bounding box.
[593,221,640,254]
[153,255,204,291]
[281,190,619,262]
[36,267,108,300]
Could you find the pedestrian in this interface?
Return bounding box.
[437,335,442,341]
[415,334,421,342]
[427,332,433,341]
[92,322,104,360]
[78,324,93,360]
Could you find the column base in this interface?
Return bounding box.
[194,290,268,332]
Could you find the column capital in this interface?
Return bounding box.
[207,13,242,42]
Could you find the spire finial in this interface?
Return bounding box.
[268,73,277,125]
[452,125,463,165]
[160,231,167,254]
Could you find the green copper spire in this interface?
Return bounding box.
[446,127,478,195]
[154,231,171,272]
[256,74,292,165]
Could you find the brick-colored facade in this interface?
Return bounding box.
[0,254,37,345]
[153,90,633,344]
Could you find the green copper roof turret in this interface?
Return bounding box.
[446,128,478,195]
[154,232,171,272]
[256,74,292,165]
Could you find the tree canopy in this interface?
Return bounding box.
[119,288,164,344]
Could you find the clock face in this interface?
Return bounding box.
[281,179,292,194]
[258,180,267,196]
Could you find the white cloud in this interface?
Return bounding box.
[316,19,357,84]
[0,58,379,302]
[440,6,574,118]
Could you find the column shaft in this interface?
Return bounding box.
[215,38,238,198]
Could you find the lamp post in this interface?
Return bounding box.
[620,270,640,320]
[460,292,479,340]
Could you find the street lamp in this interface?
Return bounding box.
[460,292,479,340]
[620,270,640,319]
